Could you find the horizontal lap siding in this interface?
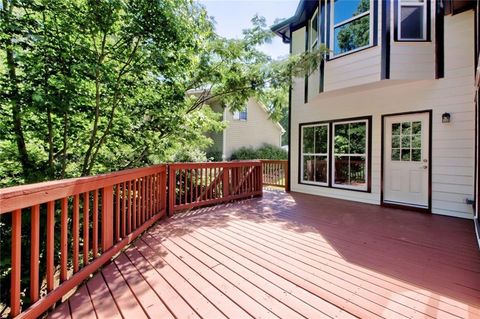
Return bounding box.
[223,98,283,159]
[290,11,475,219]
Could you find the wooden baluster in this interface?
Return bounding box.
[143,176,147,222]
[73,195,80,273]
[11,209,21,317]
[199,168,203,201]
[101,186,114,251]
[209,168,213,200]
[184,170,188,205]
[30,205,40,303]
[92,190,99,257]
[60,198,68,281]
[115,184,120,242]
[133,179,137,230]
[190,169,193,204]
[127,180,132,234]
[46,201,55,291]
[122,182,127,237]
[83,192,89,265]
[168,166,175,215]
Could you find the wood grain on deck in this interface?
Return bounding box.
[50,191,480,319]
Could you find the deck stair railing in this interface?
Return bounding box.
[0,161,263,318]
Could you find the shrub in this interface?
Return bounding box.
[230,143,287,160]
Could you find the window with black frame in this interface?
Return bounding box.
[332,0,372,56]
[397,0,427,41]
[333,120,368,190]
[301,124,329,185]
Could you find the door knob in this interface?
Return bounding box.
[420,165,428,169]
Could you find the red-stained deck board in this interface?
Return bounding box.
[113,253,174,319]
[68,285,96,319]
[51,191,480,319]
[141,235,248,318]
[134,239,228,319]
[124,247,201,319]
[85,273,122,319]
[102,262,148,319]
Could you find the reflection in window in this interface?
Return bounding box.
[391,121,422,162]
[310,8,319,50]
[333,0,371,55]
[301,124,329,185]
[398,0,427,40]
[333,121,368,189]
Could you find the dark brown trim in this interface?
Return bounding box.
[319,0,325,93]
[380,110,432,213]
[394,0,431,42]
[381,0,391,80]
[304,21,309,104]
[435,0,445,79]
[287,35,292,193]
[298,115,372,193]
[381,202,430,213]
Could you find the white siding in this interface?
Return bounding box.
[290,11,475,219]
[223,99,283,159]
[389,1,436,80]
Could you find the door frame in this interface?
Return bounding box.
[380,110,432,213]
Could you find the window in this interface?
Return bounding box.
[233,107,247,121]
[391,121,422,161]
[299,117,371,192]
[310,8,319,50]
[397,0,427,41]
[331,0,372,56]
[333,120,368,190]
[301,124,329,185]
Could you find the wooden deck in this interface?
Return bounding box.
[50,190,480,319]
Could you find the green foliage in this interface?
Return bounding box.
[0,0,323,311]
[230,143,287,160]
[206,148,223,162]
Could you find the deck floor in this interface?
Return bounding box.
[50,191,480,319]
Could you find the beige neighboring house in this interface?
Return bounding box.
[206,97,284,160]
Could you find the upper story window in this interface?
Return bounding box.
[397,0,427,41]
[310,7,319,50]
[331,0,372,56]
[233,107,247,121]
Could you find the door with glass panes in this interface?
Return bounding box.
[383,112,430,208]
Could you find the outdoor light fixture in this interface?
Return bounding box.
[442,112,451,123]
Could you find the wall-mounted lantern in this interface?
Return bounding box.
[442,112,451,123]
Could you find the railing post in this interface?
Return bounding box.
[168,165,175,216]
[258,163,263,196]
[102,186,114,251]
[284,160,290,192]
[223,167,230,198]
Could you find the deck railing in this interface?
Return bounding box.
[168,161,262,214]
[261,160,289,191]
[0,165,167,319]
[0,161,264,318]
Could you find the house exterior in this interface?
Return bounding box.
[206,97,285,160]
[272,0,479,236]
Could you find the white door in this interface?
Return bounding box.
[383,113,430,208]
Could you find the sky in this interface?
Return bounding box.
[198,0,299,59]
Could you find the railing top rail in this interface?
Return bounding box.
[260,160,288,163]
[0,164,166,213]
[169,161,261,169]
